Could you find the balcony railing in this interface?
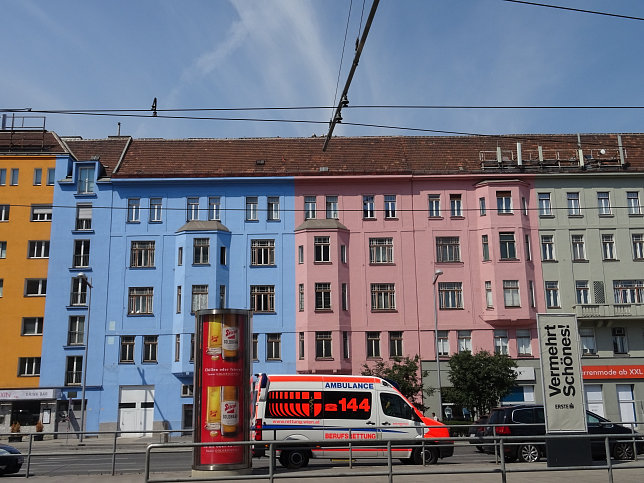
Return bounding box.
[575,304,643,318]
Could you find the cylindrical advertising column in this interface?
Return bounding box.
[193,309,252,472]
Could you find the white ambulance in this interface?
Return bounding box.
[251,374,453,469]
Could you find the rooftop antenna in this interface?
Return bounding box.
[117,122,121,136]
[151,98,157,117]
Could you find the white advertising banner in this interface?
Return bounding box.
[537,313,587,433]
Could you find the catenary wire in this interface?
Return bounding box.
[502,0,644,21]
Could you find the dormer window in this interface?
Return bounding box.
[77,166,95,194]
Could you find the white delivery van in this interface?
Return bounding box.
[251,374,453,469]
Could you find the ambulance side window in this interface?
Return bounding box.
[380,393,414,420]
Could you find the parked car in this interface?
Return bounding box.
[483,404,643,463]
[0,444,23,475]
[468,415,489,452]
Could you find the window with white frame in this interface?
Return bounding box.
[633,234,644,260]
[27,240,49,259]
[538,193,552,216]
[31,204,52,221]
[77,166,95,194]
[10,168,18,185]
[522,196,528,215]
[70,276,87,305]
[298,245,303,264]
[120,336,135,363]
[579,328,597,355]
[193,238,210,264]
[18,357,40,376]
[191,285,208,313]
[127,199,140,222]
[128,287,154,315]
[73,239,90,268]
[342,283,348,311]
[485,281,493,308]
[438,282,463,309]
[176,286,182,313]
[299,332,305,360]
[0,204,8,222]
[389,331,403,357]
[437,330,449,356]
[627,191,641,215]
[143,335,158,363]
[503,280,520,307]
[369,237,393,264]
[245,196,258,221]
[499,232,517,259]
[250,285,275,312]
[316,331,332,359]
[576,280,590,304]
[47,168,55,185]
[363,195,375,219]
[384,195,397,218]
[0,241,5,258]
[529,280,535,308]
[25,278,47,296]
[541,234,555,261]
[340,245,347,263]
[482,234,490,261]
[613,280,644,304]
[457,330,472,353]
[597,192,611,215]
[267,333,281,360]
[516,329,532,356]
[298,284,304,311]
[436,237,460,262]
[22,317,44,336]
[149,197,162,222]
[450,194,462,217]
[545,281,560,308]
[33,168,41,185]
[304,196,316,219]
[130,241,155,268]
[572,234,586,261]
[366,331,381,358]
[601,233,616,260]
[0,168,5,185]
[479,197,487,215]
[1,279,4,297]
[494,329,509,355]
[326,195,338,219]
[371,283,396,310]
[496,191,512,214]
[314,236,330,262]
[267,196,280,221]
[67,316,84,345]
[75,204,92,230]
[428,194,441,217]
[524,234,532,261]
[65,356,82,386]
[567,192,581,216]
[612,327,628,354]
[208,196,221,221]
[315,283,331,310]
[186,197,199,221]
[251,239,275,266]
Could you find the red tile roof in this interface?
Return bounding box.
[63,137,131,176]
[0,130,66,154]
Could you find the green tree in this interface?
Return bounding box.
[361,355,434,410]
[446,350,517,417]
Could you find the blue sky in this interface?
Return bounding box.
[1,0,644,140]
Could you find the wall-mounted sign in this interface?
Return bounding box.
[582,365,644,379]
[0,389,60,401]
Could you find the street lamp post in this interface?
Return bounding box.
[78,273,92,443]
[432,269,443,419]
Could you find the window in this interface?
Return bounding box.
[191,285,208,313]
[304,196,316,219]
[299,332,305,360]
[496,191,512,214]
[25,278,47,296]
[70,276,87,306]
[343,331,350,359]
[576,281,590,304]
[67,316,84,345]
[128,287,154,315]
[176,286,182,313]
[438,282,463,309]
[572,234,586,261]
[73,239,90,268]
[31,204,52,221]
[220,246,226,265]
[246,196,259,221]
[482,235,490,261]
[499,232,517,259]
[28,240,49,259]
[545,281,560,308]
[175,334,181,362]
[522,196,528,215]
[316,331,332,359]
[437,330,449,356]
[428,194,440,217]
[267,196,280,221]
[503,280,520,307]
[130,241,154,268]
[633,234,644,260]
[208,196,221,221]
[149,198,162,222]
[479,197,487,216]
[494,329,509,355]
[367,332,381,358]
[187,197,200,221]
[627,191,641,215]
[579,328,597,355]
[10,168,18,185]
[250,285,275,312]
[458,330,471,353]
[340,245,347,263]
[363,195,375,219]
[252,334,259,361]
[384,195,396,218]
[436,237,460,262]
[612,328,628,354]
[541,235,555,261]
[0,168,5,185]
[33,168,42,186]
[370,237,393,264]
[389,331,403,357]
[251,239,275,266]
[613,280,644,304]
[314,236,330,262]
[597,192,611,215]
[341,283,348,311]
[219,285,226,309]
[47,168,55,185]
[517,329,532,356]
[190,334,195,362]
[266,333,281,360]
[193,238,210,264]
[18,357,40,376]
[538,193,552,216]
[0,204,9,221]
[601,234,616,260]
[485,281,493,308]
[0,241,5,258]
[120,336,135,363]
[567,192,581,216]
[75,204,92,230]
[177,247,183,266]
[529,280,535,308]
[298,245,304,264]
[143,335,158,363]
[524,234,532,261]
[77,166,95,194]
[371,283,396,310]
[21,317,43,336]
[1,279,4,297]
[65,356,83,386]
[450,194,462,217]
[181,384,194,398]
[298,284,304,311]
[315,282,331,310]
[325,196,338,219]
[127,198,140,222]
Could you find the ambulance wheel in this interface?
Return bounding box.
[412,446,438,465]
[279,449,310,469]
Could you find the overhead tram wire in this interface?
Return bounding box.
[502,0,644,22]
[331,0,353,116]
